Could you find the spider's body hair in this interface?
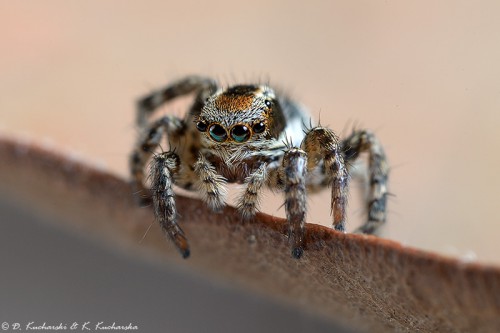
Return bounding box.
[195,84,309,184]
[130,76,389,259]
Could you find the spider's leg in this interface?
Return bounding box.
[236,163,269,220]
[136,76,217,128]
[150,151,190,258]
[301,127,350,232]
[281,148,308,259]
[130,116,185,204]
[193,154,228,212]
[341,129,389,234]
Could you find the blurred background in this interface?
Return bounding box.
[1,2,500,265]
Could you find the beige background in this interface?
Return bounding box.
[1,1,500,264]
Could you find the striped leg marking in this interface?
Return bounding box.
[150,152,190,258]
[130,116,185,204]
[282,148,308,259]
[236,163,268,220]
[194,154,228,212]
[302,127,350,232]
[342,130,389,234]
[136,76,217,128]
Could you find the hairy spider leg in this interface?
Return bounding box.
[130,116,185,204]
[150,151,190,258]
[136,75,217,128]
[281,148,308,259]
[301,127,350,232]
[341,129,389,234]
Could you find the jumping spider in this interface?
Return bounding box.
[130,76,389,259]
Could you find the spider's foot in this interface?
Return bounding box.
[209,204,226,214]
[180,248,190,259]
[203,190,227,213]
[291,247,303,259]
[333,223,346,233]
[236,203,257,221]
[288,233,304,259]
[171,232,191,259]
[354,220,382,235]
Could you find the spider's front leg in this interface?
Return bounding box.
[150,151,190,258]
[151,152,189,258]
[194,154,228,212]
[281,148,308,259]
[302,127,350,232]
[129,115,190,257]
[341,130,389,234]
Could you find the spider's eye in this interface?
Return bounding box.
[230,125,251,143]
[252,122,266,134]
[196,121,208,132]
[209,124,228,142]
[264,100,272,108]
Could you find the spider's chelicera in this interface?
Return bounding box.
[130,76,389,259]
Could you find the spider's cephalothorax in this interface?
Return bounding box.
[130,76,389,259]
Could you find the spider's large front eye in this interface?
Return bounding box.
[196,121,208,132]
[209,124,228,142]
[252,122,266,134]
[230,125,251,143]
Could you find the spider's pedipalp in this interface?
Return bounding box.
[194,154,228,212]
[236,163,268,220]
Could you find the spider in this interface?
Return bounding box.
[130,76,389,259]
